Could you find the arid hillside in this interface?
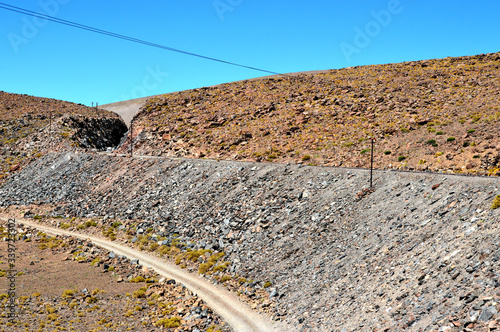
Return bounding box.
[123,52,500,176]
[0,91,128,181]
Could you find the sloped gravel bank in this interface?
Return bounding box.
[1,152,500,331]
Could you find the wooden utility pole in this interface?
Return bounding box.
[130,120,133,157]
[370,138,374,188]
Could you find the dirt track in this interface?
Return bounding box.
[9,217,291,332]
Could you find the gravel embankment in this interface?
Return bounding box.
[1,152,500,331]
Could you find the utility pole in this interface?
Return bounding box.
[370,138,374,188]
[130,119,133,157]
[49,109,52,137]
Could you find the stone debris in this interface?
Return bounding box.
[1,152,499,330]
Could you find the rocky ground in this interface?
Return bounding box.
[1,152,499,331]
[118,52,500,177]
[0,221,230,331]
[0,91,127,183]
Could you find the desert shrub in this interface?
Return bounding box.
[220,275,231,283]
[213,262,230,273]
[47,313,59,321]
[426,139,437,146]
[155,317,181,328]
[398,156,406,162]
[86,296,98,304]
[436,131,444,135]
[467,129,475,134]
[130,276,145,283]
[62,289,74,298]
[301,154,311,161]
[447,137,455,142]
[360,149,370,154]
[111,222,122,228]
[132,289,146,298]
[207,326,222,332]
[263,282,272,288]
[491,195,500,210]
[85,220,97,228]
[199,262,214,275]
[384,151,391,155]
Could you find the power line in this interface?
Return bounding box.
[0,2,282,76]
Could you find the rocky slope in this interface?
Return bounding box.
[1,152,499,331]
[0,91,128,182]
[120,52,500,176]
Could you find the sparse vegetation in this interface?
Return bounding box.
[492,195,500,210]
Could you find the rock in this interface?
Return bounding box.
[478,306,497,322]
[269,289,279,298]
[109,251,115,258]
[131,236,138,243]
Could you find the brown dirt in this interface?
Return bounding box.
[118,52,500,176]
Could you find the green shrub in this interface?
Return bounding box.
[360,149,370,154]
[467,129,475,134]
[447,137,455,142]
[301,155,311,161]
[436,131,443,135]
[398,156,406,162]
[263,281,272,288]
[384,151,391,155]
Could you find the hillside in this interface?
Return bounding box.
[0,91,128,181]
[122,52,500,176]
[1,152,499,330]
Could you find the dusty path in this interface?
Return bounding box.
[5,216,290,332]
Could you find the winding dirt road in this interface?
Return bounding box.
[6,217,291,332]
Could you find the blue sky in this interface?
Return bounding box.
[0,0,499,106]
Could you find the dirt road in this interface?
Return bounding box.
[8,217,291,332]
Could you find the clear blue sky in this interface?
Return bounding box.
[0,0,499,106]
